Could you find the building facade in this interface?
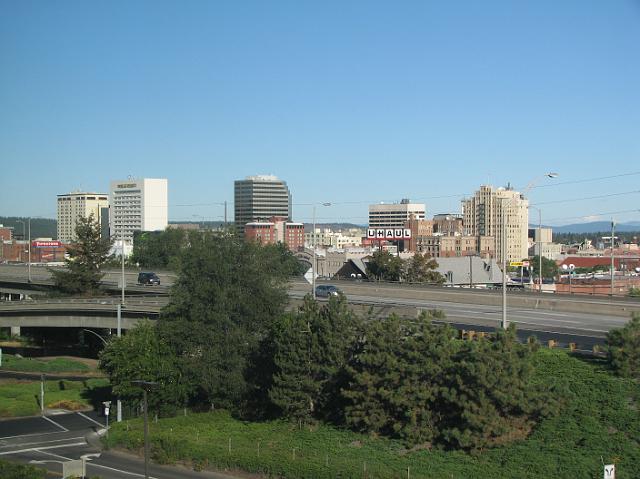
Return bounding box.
[234,175,291,234]
[109,178,168,246]
[244,216,304,251]
[462,185,529,263]
[368,199,425,228]
[57,192,109,243]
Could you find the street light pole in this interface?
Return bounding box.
[311,203,331,299]
[501,198,508,329]
[27,218,32,283]
[611,219,615,297]
[131,380,158,479]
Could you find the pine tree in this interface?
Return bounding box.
[51,214,112,295]
[404,253,445,284]
[606,313,640,378]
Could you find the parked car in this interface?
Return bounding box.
[137,272,160,286]
[315,284,342,298]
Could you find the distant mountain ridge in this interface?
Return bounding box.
[545,221,640,234]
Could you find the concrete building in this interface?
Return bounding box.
[368,199,425,228]
[462,185,529,264]
[57,192,109,243]
[234,175,291,234]
[109,178,168,246]
[244,216,304,251]
[305,228,363,249]
[528,227,562,260]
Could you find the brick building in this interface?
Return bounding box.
[244,216,305,251]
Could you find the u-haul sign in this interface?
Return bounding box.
[367,228,411,240]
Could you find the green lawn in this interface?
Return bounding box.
[0,354,91,373]
[105,349,640,478]
[0,378,109,417]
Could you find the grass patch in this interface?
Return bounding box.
[105,350,640,478]
[0,354,91,373]
[0,378,109,417]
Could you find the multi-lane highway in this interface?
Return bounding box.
[1,264,639,344]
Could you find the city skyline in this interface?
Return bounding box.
[1,1,639,226]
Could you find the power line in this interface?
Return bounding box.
[531,190,640,206]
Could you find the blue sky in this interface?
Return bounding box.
[1,0,639,226]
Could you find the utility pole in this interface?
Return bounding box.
[611,220,615,297]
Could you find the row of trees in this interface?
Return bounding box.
[100,231,561,450]
[366,250,445,283]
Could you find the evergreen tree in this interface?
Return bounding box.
[439,325,549,450]
[158,231,299,413]
[269,295,360,424]
[606,313,640,379]
[50,214,112,295]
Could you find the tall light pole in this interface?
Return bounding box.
[131,380,158,479]
[610,219,615,297]
[500,173,558,330]
[311,203,331,299]
[529,206,543,293]
[27,218,31,283]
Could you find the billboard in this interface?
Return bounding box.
[32,241,62,248]
[367,228,411,240]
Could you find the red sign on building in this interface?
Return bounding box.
[32,240,63,248]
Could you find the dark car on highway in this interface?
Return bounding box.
[315,284,342,298]
[137,272,160,286]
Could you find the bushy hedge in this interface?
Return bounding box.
[0,460,45,479]
[105,349,640,478]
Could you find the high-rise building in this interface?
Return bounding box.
[234,175,291,233]
[109,178,168,246]
[462,185,528,264]
[368,199,425,228]
[57,192,109,243]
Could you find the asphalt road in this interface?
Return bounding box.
[0,412,239,479]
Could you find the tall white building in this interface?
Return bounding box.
[462,185,529,264]
[368,199,425,228]
[57,192,109,243]
[109,178,168,246]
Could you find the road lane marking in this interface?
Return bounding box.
[36,448,73,461]
[0,436,85,450]
[88,462,160,478]
[42,415,68,432]
[77,411,105,428]
[0,442,86,456]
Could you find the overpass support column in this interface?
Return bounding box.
[10,326,20,337]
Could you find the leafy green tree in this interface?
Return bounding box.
[366,250,403,281]
[404,253,445,284]
[158,231,300,413]
[528,255,559,281]
[606,313,640,379]
[132,228,187,269]
[50,214,112,295]
[99,321,190,416]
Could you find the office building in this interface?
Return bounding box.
[234,175,292,234]
[57,192,109,243]
[109,178,168,246]
[462,185,529,264]
[368,199,425,228]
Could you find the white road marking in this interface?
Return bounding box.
[88,462,160,478]
[0,442,86,456]
[77,411,105,428]
[36,448,73,461]
[0,436,84,450]
[42,415,68,432]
